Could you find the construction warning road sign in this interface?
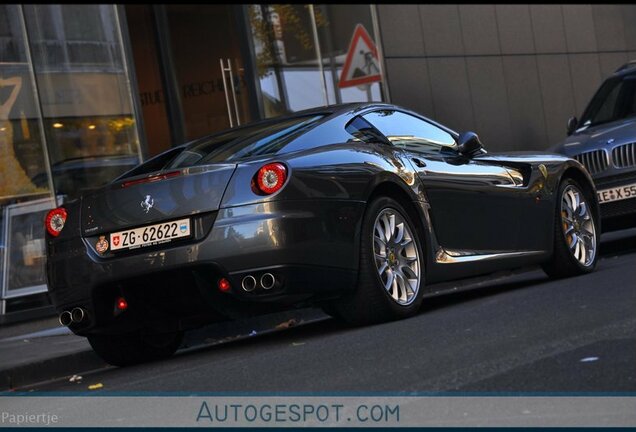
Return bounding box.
[338,24,382,89]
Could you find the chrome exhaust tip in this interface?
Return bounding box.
[260,273,276,290]
[59,311,72,327]
[71,307,86,323]
[241,275,257,292]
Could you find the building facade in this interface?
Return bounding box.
[0,4,633,316]
[379,4,636,151]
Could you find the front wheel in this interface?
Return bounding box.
[542,179,599,278]
[88,330,183,367]
[326,196,425,325]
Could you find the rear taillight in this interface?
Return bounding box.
[252,163,288,195]
[45,207,67,237]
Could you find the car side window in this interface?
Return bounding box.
[362,110,456,154]
[345,116,388,144]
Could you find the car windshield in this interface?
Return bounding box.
[163,114,325,169]
[579,75,636,129]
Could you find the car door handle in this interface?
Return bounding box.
[412,158,427,168]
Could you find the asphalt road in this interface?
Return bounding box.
[22,229,636,393]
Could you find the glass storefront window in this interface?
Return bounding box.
[0,5,51,202]
[23,4,142,200]
[249,4,385,118]
[249,4,326,117]
[1,5,144,308]
[315,4,384,104]
[1,4,55,308]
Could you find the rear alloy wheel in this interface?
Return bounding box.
[88,330,183,367]
[327,196,425,325]
[543,179,599,278]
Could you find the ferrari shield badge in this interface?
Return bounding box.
[539,164,548,179]
[95,236,109,254]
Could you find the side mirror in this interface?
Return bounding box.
[567,116,578,136]
[457,131,484,157]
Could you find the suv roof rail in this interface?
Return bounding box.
[615,59,636,73]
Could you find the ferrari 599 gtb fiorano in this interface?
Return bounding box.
[46,103,600,366]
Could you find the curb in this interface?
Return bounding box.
[0,308,327,392]
[0,349,107,392]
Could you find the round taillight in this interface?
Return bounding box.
[253,163,287,195]
[45,208,67,237]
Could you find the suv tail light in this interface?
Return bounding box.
[45,208,67,237]
[252,163,288,195]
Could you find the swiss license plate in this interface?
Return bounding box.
[597,183,636,204]
[110,218,191,251]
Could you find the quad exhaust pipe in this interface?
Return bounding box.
[241,273,278,292]
[58,311,72,326]
[241,275,257,292]
[260,273,275,290]
[58,307,88,327]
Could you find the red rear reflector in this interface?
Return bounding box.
[122,170,181,188]
[253,163,287,195]
[116,297,128,311]
[218,278,231,292]
[45,207,67,237]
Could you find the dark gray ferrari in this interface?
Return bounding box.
[45,103,601,366]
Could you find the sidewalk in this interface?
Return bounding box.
[0,317,103,391]
[0,308,328,391]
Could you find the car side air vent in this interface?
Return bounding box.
[574,150,609,175]
[611,142,636,169]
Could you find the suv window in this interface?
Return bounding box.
[579,76,636,128]
[362,110,456,154]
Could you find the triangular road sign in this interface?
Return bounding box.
[338,24,382,89]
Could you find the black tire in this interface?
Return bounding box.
[328,196,425,325]
[87,330,183,367]
[542,178,600,278]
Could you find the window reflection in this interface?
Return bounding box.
[249,4,384,118]
[24,4,141,200]
[0,5,50,201]
[363,110,456,154]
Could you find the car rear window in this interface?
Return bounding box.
[163,114,325,169]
